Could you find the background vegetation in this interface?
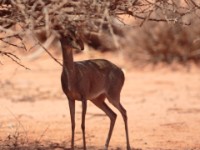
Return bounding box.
[0,0,200,66]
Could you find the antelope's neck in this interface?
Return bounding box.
[61,44,76,91]
[62,46,74,69]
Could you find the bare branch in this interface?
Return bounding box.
[0,50,30,69]
[0,0,199,67]
[32,33,62,66]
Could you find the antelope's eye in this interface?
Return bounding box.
[67,36,73,42]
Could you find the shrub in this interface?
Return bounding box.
[124,20,200,66]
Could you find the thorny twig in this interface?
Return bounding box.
[32,34,63,66]
[5,107,29,142]
[0,50,30,70]
[37,41,63,66]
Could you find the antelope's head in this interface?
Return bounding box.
[60,27,84,51]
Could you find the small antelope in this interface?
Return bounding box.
[60,29,131,150]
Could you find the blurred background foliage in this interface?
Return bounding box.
[0,0,200,67]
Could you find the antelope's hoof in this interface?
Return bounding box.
[127,145,131,150]
[104,146,108,150]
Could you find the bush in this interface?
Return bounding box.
[124,20,200,66]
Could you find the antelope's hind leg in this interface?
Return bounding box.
[81,99,87,150]
[108,95,131,150]
[91,94,117,150]
[118,103,131,150]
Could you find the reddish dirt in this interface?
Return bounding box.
[1,51,200,150]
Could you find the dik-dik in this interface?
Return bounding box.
[60,29,131,150]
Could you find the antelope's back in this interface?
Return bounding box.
[76,59,124,82]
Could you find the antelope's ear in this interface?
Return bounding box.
[77,38,84,50]
[70,36,84,51]
[73,28,84,50]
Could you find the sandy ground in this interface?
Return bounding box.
[1,51,200,150]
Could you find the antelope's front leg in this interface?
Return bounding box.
[81,99,87,150]
[68,99,75,150]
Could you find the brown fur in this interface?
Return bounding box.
[60,35,131,150]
